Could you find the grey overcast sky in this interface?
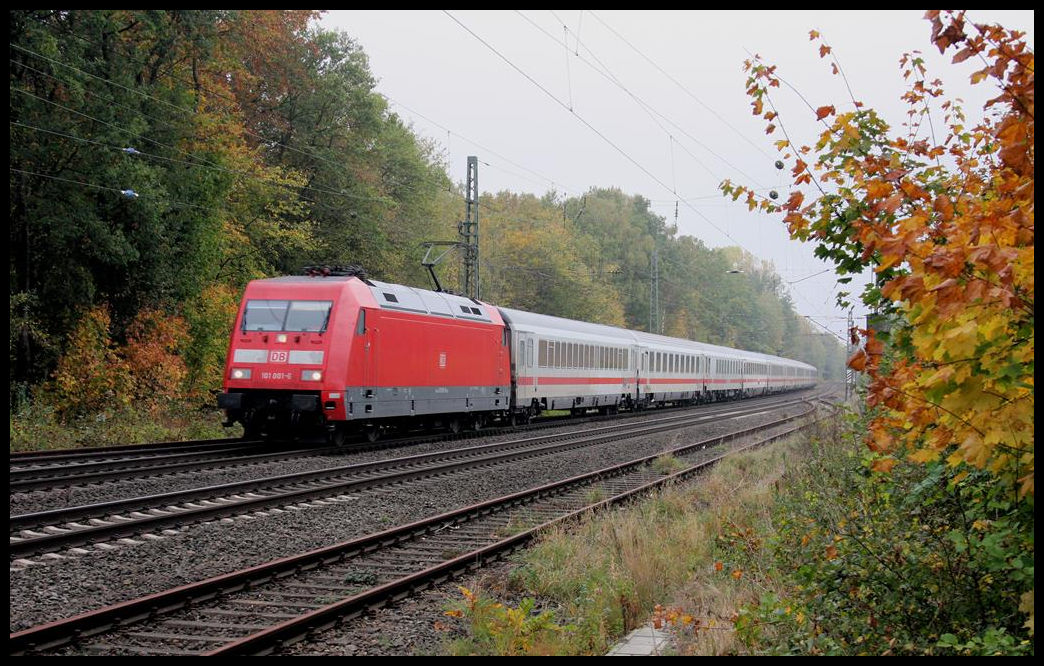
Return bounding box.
[319,10,1034,344]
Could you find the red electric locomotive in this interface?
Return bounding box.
[218,269,511,443]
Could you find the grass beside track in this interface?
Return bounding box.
[9,400,237,453]
[439,421,831,656]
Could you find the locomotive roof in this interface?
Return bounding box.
[256,275,355,282]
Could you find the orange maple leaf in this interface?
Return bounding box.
[815,105,836,120]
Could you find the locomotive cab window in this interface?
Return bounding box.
[243,300,333,333]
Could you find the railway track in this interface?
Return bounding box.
[11,401,821,656]
[10,395,809,560]
[10,390,822,493]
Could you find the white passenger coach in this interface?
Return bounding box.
[499,308,816,417]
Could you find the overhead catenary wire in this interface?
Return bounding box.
[10,41,370,177]
[11,42,478,215]
[444,11,757,255]
[523,10,769,190]
[12,37,470,215]
[9,119,398,209]
[587,11,776,162]
[10,166,212,211]
[447,10,855,334]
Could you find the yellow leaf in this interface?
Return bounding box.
[909,448,941,463]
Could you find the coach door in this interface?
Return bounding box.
[515,333,535,403]
[638,349,649,402]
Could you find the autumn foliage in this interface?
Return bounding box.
[719,10,1033,653]
[726,11,1034,500]
[50,305,190,419]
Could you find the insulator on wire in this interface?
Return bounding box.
[774,160,784,170]
[122,147,141,155]
[769,190,779,200]
[120,189,139,199]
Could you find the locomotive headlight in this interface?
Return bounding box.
[276,334,288,343]
[231,368,252,380]
[302,370,322,381]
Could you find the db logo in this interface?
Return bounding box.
[269,350,289,363]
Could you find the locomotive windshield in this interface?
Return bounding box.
[242,300,332,332]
